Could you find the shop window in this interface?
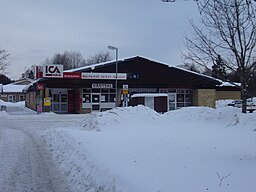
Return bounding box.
[53,104,60,111]
[83,89,91,93]
[101,89,108,93]
[177,94,185,102]
[110,89,116,93]
[159,89,168,93]
[101,94,109,103]
[110,94,115,102]
[61,95,68,102]
[83,94,91,103]
[92,89,100,93]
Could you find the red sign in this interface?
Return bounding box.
[36,83,44,90]
[63,72,81,79]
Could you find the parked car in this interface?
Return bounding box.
[227,99,256,113]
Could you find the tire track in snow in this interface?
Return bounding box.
[0,121,71,192]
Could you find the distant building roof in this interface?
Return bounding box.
[3,84,27,93]
[13,78,34,85]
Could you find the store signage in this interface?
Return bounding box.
[82,73,127,80]
[36,83,44,90]
[122,90,129,94]
[92,83,113,89]
[123,84,128,90]
[43,64,63,78]
[63,72,81,79]
[44,97,51,106]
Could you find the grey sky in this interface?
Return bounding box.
[0,0,199,79]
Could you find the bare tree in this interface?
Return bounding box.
[42,51,113,70]
[182,0,256,113]
[0,48,10,73]
[21,65,36,79]
[85,51,113,65]
[42,51,86,70]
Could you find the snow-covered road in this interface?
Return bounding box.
[0,114,73,192]
[1,101,256,192]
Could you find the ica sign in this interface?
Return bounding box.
[43,65,63,78]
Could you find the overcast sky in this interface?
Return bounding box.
[0,0,200,79]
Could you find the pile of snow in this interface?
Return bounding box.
[216,99,234,108]
[39,105,256,192]
[0,100,36,115]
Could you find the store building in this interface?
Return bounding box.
[24,56,241,113]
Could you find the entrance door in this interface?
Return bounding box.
[168,93,176,110]
[91,94,100,111]
[68,90,75,113]
[145,97,154,110]
[52,93,68,113]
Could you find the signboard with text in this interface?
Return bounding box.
[44,97,51,106]
[36,83,44,90]
[82,73,127,80]
[63,72,81,79]
[43,65,63,78]
[92,84,113,89]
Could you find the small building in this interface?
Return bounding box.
[24,56,241,113]
[130,93,169,113]
[1,78,34,102]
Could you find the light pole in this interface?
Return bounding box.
[108,45,119,107]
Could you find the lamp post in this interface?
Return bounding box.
[108,45,119,107]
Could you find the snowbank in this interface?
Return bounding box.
[40,105,256,192]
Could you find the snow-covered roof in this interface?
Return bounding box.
[131,93,168,98]
[22,79,40,92]
[218,81,241,87]
[12,78,34,85]
[3,84,27,93]
[65,55,222,84]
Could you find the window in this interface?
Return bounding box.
[101,94,109,102]
[20,95,24,101]
[82,88,116,104]
[82,89,91,103]
[110,94,115,102]
[53,94,60,102]
[176,89,192,108]
[8,95,15,102]
[61,95,68,102]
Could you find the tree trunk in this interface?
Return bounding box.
[240,77,247,114]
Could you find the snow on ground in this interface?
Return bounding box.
[1,100,256,191]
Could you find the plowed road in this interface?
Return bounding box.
[0,108,72,192]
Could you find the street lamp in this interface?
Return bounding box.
[108,45,119,107]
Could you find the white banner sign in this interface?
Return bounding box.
[82,73,127,80]
[43,65,63,78]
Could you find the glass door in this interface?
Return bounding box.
[52,93,68,113]
[145,97,154,110]
[91,94,100,111]
[168,93,176,110]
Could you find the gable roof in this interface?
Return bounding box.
[65,56,222,84]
